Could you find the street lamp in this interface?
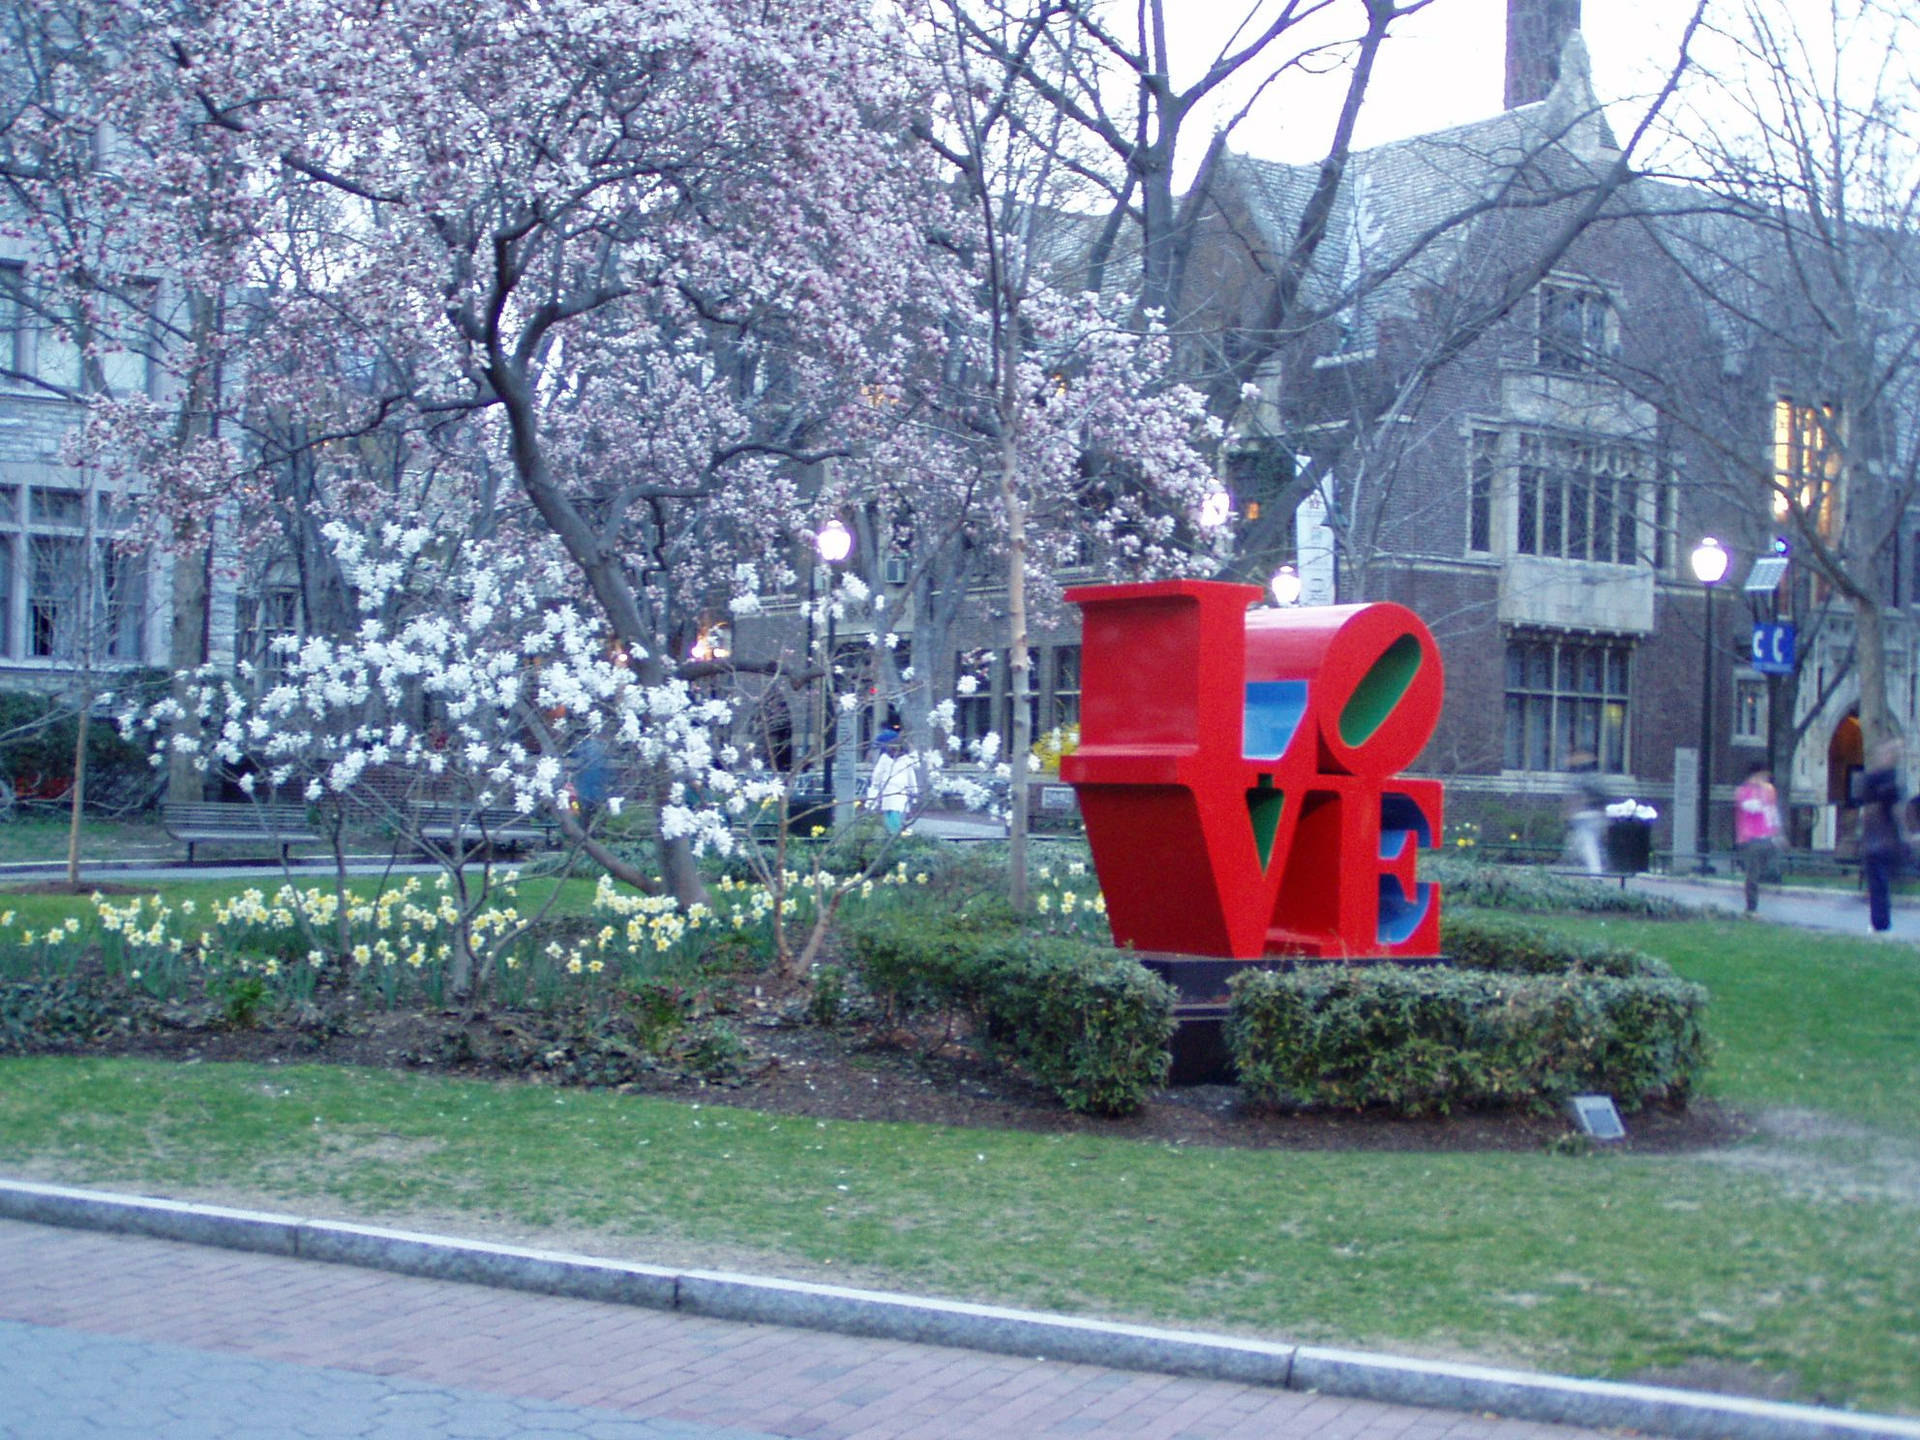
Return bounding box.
[1691,536,1730,873]
[1269,564,1302,606]
[813,519,853,816]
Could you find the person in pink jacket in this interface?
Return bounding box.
[1733,762,1783,912]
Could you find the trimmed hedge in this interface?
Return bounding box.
[1228,921,1710,1116]
[1422,854,1701,917]
[1441,912,1675,979]
[840,911,1175,1115]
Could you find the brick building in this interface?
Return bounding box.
[754,0,1920,856]
[1175,0,1920,853]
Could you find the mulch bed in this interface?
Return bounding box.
[11,980,1746,1154]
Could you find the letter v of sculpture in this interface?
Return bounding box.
[1060,580,1445,1079]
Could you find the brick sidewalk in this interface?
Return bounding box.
[0,1219,1609,1439]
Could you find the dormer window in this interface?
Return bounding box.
[1536,281,1615,374]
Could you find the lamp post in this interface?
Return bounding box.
[1691,536,1730,872]
[814,519,853,816]
[1269,564,1302,607]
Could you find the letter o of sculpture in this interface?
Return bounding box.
[1243,601,1442,777]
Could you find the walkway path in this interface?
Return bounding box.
[0,1218,1603,1440]
[1630,872,1920,940]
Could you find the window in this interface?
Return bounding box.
[98,546,146,661]
[1504,633,1632,773]
[1514,435,1649,563]
[1773,398,1841,540]
[1653,473,1674,571]
[28,535,84,659]
[1537,282,1614,374]
[0,263,148,394]
[1733,676,1767,745]
[1048,645,1081,734]
[237,587,302,688]
[95,281,158,398]
[953,649,995,750]
[0,479,146,664]
[1224,442,1297,520]
[0,264,25,379]
[1468,431,1495,552]
[951,646,1051,757]
[30,487,83,527]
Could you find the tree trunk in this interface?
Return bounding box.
[66,686,89,886]
[1853,599,1892,750]
[167,531,208,804]
[1000,415,1032,913]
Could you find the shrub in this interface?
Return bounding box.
[1228,936,1710,1117]
[0,972,148,1051]
[840,911,1175,1115]
[0,684,165,814]
[1441,912,1674,979]
[1422,854,1700,917]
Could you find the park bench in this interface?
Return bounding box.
[408,803,557,856]
[162,801,320,864]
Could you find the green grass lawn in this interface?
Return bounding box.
[0,814,175,865]
[0,873,607,932]
[2,905,1919,1414]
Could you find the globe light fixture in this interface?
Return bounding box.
[1198,487,1232,530]
[815,517,853,565]
[1269,564,1302,606]
[1690,536,1729,872]
[1690,535,1729,586]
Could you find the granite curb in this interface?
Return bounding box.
[3,1178,1916,1440]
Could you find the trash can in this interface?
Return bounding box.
[1604,819,1653,874]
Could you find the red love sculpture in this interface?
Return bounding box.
[1060,579,1443,960]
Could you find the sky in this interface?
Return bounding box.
[1167,0,1814,171]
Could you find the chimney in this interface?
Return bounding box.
[1505,0,1581,109]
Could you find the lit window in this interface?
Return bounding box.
[1773,398,1841,540]
[1733,676,1767,745]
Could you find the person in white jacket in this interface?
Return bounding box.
[864,738,919,835]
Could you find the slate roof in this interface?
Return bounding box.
[1214,51,1624,346]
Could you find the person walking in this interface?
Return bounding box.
[1856,738,1907,933]
[1733,761,1782,912]
[1564,751,1607,874]
[864,736,919,836]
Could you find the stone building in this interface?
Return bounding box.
[0,256,180,718]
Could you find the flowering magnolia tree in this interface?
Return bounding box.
[132,520,740,998]
[10,0,952,907]
[14,0,1227,930]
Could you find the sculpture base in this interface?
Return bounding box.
[1135,952,1446,1085]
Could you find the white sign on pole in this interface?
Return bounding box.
[1295,477,1337,606]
